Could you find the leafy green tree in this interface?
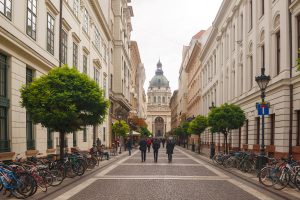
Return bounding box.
[20,66,109,158]
[112,120,129,137]
[188,115,208,136]
[140,126,151,137]
[208,103,245,154]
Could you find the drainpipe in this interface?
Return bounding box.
[59,0,63,68]
[288,0,293,158]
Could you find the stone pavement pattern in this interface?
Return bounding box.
[38,147,295,200]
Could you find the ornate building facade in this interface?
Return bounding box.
[146,61,171,137]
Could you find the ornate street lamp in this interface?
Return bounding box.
[209,102,216,158]
[255,67,270,170]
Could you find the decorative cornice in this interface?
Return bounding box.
[45,0,59,16]
[62,18,72,32]
[82,46,90,54]
[72,32,81,43]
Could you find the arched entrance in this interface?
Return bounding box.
[154,117,164,137]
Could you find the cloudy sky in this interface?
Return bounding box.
[130,0,223,92]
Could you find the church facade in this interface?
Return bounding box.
[146,61,171,137]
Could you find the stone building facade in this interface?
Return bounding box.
[0,0,140,160]
[178,0,300,159]
[146,61,171,137]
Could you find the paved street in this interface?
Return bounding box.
[27,146,297,200]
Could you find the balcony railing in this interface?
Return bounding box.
[0,139,10,152]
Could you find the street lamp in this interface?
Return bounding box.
[255,67,271,169]
[209,102,216,158]
[117,115,122,154]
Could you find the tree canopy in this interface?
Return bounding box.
[20,66,109,133]
[188,115,208,135]
[208,103,245,153]
[112,120,129,137]
[181,121,191,136]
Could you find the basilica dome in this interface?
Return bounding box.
[149,60,170,88]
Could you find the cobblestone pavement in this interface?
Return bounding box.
[37,147,299,200]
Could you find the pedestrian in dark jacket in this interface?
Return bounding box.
[146,138,152,153]
[139,138,147,162]
[126,139,132,156]
[166,139,175,163]
[152,138,160,162]
[161,138,166,148]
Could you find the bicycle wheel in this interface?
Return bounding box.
[15,172,37,198]
[294,169,300,190]
[50,169,64,186]
[72,162,85,176]
[259,166,277,187]
[39,169,53,187]
[273,169,290,190]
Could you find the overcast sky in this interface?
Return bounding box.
[130,0,223,92]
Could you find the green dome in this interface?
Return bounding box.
[149,60,170,88]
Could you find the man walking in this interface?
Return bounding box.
[166,139,175,163]
[126,138,132,156]
[152,138,160,162]
[146,138,152,153]
[139,137,147,162]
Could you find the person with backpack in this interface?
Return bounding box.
[166,139,175,163]
[152,138,161,162]
[161,138,166,148]
[126,138,132,156]
[139,137,147,162]
[146,138,152,153]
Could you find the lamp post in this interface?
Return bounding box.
[117,115,122,154]
[209,102,216,159]
[255,67,271,170]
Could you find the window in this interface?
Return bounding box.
[245,119,248,144]
[73,43,78,68]
[261,0,264,17]
[298,15,300,58]
[249,0,253,30]
[110,74,113,90]
[73,0,79,17]
[276,31,280,75]
[0,0,12,19]
[47,13,55,55]
[27,0,37,40]
[94,67,99,85]
[26,68,35,150]
[73,132,77,147]
[250,56,253,89]
[240,14,243,40]
[83,126,87,142]
[83,8,88,33]
[154,96,156,103]
[103,76,106,97]
[103,127,106,142]
[270,114,275,145]
[232,25,235,51]
[162,97,165,103]
[0,54,9,153]
[256,117,260,145]
[83,55,87,74]
[297,111,300,146]
[94,28,101,50]
[47,128,53,149]
[61,30,68,64]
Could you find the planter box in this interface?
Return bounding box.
[243,144,248,150]
[266,145,275,153]
[25,150,39,157]
[46,149,56,154]
[0,152,15,160]
[252,144,260,151]
[292,146,300,154]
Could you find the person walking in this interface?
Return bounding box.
[126,138,132,156]
[152,138,160,162]
[166,139,175,163]
[161,138,166,148]
[139,137,147,162]
[146,138,152,153]
[96,138,101,147]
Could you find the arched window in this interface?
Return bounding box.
[162,97,165,103]
[154,96,156,103]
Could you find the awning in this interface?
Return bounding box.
[126,131,141,136]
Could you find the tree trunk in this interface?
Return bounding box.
[224,132,228,154]
[59,131,65,160]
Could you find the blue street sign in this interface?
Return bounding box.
[256,103,269,116]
